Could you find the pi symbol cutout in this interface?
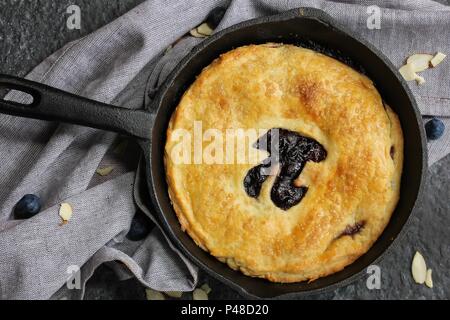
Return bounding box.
[244,128,327,210]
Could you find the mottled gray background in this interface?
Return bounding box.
[0,0,449,300]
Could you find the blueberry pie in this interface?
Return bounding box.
[164,44,403,282]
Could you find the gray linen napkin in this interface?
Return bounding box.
[0,0,449,300]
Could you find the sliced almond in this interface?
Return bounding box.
[399,64,418,81]
[425,269,433,288]
[59,203,73,223]
[197,23,213,36]
[412,251,427,284]
[96,166,114,176]
[190,28,207,38]
[431,52,446,67]
[407,54,433,72]
[164,291,183,298]
[200,283,212,294]
[192,288,208,300]
[164,45,173,55]
[145,288,165,300]
[415,74,426,85]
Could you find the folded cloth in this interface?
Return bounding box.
[0,0,449,299]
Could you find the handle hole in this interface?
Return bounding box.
[0,87,35,106]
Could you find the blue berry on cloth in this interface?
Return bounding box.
[206,7,226,28]
[425,118,445,140]
[14,194,42,219]
[126,211,153,241]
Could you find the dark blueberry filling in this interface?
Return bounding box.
[243,162,271,198]
[340,221,366,237]
[243,128,327,210]
[390,145,395,160]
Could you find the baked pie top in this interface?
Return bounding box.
[164,44,403,282]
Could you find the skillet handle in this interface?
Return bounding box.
[0,74,154,140]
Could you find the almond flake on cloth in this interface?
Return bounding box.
[145,288,165,300]
[407,54,434,72]
[164,291,183,298]
[96,166,114,176]
[200,283,212,294]
[431,52,446,67]
[192,288,208,300]
[59,203,73,225]
[190,22,214,38]
[399,52,446,85]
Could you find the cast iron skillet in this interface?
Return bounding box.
[0,8,427,299]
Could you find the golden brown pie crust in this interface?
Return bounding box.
[164,44,403,283]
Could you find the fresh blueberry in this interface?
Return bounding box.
[126,211,153,241]
[206,7,226,29]
[425,117,445,140]
[14,194,42,219]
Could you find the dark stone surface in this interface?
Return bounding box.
[1,0,449,300]
[0,0,146,77]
